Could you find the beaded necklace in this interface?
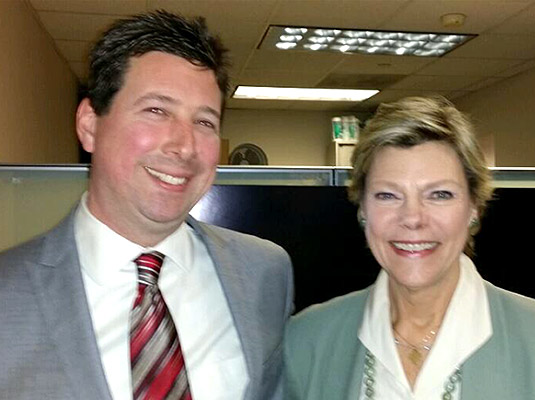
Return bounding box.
[362,351,462,400]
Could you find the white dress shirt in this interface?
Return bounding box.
[74,193,249,400]
[358,254,492,399]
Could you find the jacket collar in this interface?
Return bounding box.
[30,208,113,400]
[186,215,261,400]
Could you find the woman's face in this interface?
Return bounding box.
[361,141,476,292]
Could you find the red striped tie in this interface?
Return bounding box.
[130,252,191,400]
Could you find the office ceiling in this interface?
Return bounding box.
[28,0,535,112]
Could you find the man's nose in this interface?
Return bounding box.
[163,120,196,161]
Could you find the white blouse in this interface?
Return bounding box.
[358,254,492,399]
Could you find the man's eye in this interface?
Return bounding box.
[145,107,165,115]
[430,190,454,200]
[375,192,396,200]
[197,120,216,129]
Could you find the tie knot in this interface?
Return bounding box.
[134,251,164,287]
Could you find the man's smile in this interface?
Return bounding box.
[144,166,187,186]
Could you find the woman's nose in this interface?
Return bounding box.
[399,198,426,229]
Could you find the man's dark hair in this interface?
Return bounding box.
[87,10,230,115]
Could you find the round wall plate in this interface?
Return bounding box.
[229,143,268,165]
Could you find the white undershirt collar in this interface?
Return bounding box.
[75,192,193,287]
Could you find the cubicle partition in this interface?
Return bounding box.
[2,165,535,312]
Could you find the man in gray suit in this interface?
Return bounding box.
[0,11,293,400]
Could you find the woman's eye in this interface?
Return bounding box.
[430,190,454,200]
[375,192,397,200]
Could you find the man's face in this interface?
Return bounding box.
[77,51,222,246]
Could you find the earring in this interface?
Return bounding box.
[358,216,367,229]
[469,217,479,229]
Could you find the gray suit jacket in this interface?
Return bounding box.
[0,209,294,400]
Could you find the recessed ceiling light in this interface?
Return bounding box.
[260,25,476,57]
[232,86,379,102]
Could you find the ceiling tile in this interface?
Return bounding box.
[390,74,485,90]
[491,2,535,34]
[461,76,504,91]
[245,49,344,73]
[149,0,277,43]
[317,73,405,89]
[448,34,535,59]
[149,0,278,21]
[30,0,147,15]
[415,57,523,76]
[227,52,251,84]
[495,59,535,77]
[332,54,434,75]
[270,0,410,30]
[236,69,328,87]
[381,1,530,33]
[447,90,471,100]
[150,1,278,74]
[227,98,296,110]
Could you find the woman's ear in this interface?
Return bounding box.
[469,208,479,229]
[76,98,98,154]
[358,207,367,229]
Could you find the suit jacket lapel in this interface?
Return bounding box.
[28,211,112,400]
[461,283,519,398]
[187,216,260,400]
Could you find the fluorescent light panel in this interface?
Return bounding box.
[233,86,378,101]
[262,26,475,57]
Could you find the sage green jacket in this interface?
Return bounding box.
[284,282,535,399]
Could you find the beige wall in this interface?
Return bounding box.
[0,0,78,163]
[222,109,335,166]
[455,67,535,167]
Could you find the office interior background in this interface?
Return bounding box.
[2,0,535,166]
[1,0,535,308]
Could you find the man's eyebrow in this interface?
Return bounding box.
[200,106,221,120]
[133,93,221,119]
[133,93,177,106]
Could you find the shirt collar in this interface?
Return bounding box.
[74,192,194,286]
[153,223,195,274]
[417,254,492,393]
[358,253,492,395]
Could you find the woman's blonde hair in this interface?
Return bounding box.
[348,96,493,255]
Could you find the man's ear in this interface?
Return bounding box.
[76,98,98,154]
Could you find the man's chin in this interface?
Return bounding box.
[142,209,190,228]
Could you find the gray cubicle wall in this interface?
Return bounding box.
[1,164,535,252]
[0,165,333,251]
[2,165,535,310]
